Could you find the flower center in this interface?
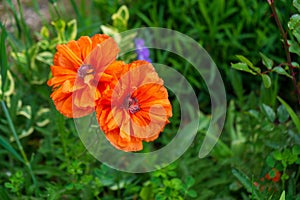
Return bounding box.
[126,96,140,114]
[78,64,95,78]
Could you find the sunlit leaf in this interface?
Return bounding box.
[259,52,273,70]
[236,55,261,73]
[231,63,256,75]
[279,191,286,200]
[261,74,272,88]
[272,66,292,78]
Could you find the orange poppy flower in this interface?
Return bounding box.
[96,60,172,151]
[47,34,119,118]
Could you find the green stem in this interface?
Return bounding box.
[0,101,37,186]
[52,2,61,19]
[269,2,300,105]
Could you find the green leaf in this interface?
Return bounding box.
[288,14,300,43]
[292,145,300,155]
[236,55,261,73]
[187,190,197,198]
[272,66,292,78]
[261,104,276,122]
[277,96,300,134]
[52,19,66,42]
[266,155,275,168]
[261,74,272,88]
[277,105,289,123]
[288,14,300,30]
[279,191,286,200]
[259,52,273,70]
[40,26,49,38]
[0,186,10,200]
[273,150,283,160]
[269,169,276,178]
[294,0,300,13]
[0,135,24,163]
[66,19,77,41]
[232,168,261,199]
[231,63,256,75]
[185,176,195,188]
[292,62,300,68]
[36,52,54,65]
[288,40,300,56]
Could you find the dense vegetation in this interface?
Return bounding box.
[0,0,300,199]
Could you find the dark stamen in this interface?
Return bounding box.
[78,64,94,78]
[126,96,140,114]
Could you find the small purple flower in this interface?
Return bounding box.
[134,38,152,62]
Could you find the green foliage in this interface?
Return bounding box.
[231,54,292,88]
[4,171,24,196]
[232,168,261,199]
[139,164,197,200]
[0,0,300,199]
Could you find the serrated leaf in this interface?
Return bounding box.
[277,105,289,123]
[272,66,292,78]
[236,55,261,73]
[277,96,300,134]
[231,63,256,75]
[261,103,276,122]
[259,52,273,69]
[261,74,272,88]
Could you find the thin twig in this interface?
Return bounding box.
[269,1,300,105]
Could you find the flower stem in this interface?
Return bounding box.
[269,1,300,105]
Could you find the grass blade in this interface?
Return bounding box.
[0,101,37,186]
[5,0,22,37]
[70,0,83,25]
[0,135,24,163]
[0,22,8,99]
[232,168,261,199]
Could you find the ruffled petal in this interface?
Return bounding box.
[105,129,143,152]
[84,37,120,73]
[77,36,93,59]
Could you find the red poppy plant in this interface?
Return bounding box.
[96,60,173,151]
[47,34,119,118]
